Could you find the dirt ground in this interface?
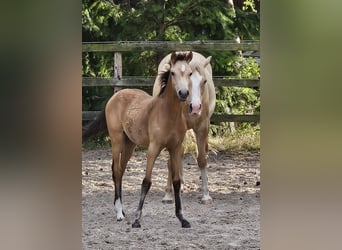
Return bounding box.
[82,149,260,250]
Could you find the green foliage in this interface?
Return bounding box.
[82,52,113,77]
[82,129,115,150]
[215,55,260,118]
[81,0,239,75]
[209,123,260,151]
[82,0,123,40]
[229,56,260,79]
[213,52,260,137]
[82,0,260,77]
[228,0,259,40]
[242,0,258,13]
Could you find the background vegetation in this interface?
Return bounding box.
[82,0,260,151]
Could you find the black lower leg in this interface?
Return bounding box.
[132,178,152,228]
[173,180,191,228]
[113,166,125,219]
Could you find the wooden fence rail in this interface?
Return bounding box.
[82,77,259,88]
[82,40,259,52]
[82,40,260,123]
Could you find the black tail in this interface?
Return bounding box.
[82,110,107,141]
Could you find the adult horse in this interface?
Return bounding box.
[83,51,193,228]
[153,52,216,204]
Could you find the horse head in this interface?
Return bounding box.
[168,51,193,101]
[188,56,212,115]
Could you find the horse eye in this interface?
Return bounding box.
[204,80,207,84]
[171,72,175,76]
[189,72,192,76]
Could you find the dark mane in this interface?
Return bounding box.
[172,52,189,63]
[158,69,170,96]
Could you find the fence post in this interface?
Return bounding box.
[113,52,122,93]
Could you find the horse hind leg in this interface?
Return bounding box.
[162,147,185,204]
[162,159,174,204]
[111,150,124,220]
[112,158,125,221]
[111,133,135,221]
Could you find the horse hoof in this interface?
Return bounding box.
[116,211,125,221]
[182,220,191,228]
[162,199,173,204]
[116,215,125,221]
[132,221,141,228]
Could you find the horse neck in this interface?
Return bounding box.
[202,83,210,105]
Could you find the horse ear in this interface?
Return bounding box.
[170,51,177,65]
[162,63,171,72]
[185,51,193,63]
[203,56,212,68]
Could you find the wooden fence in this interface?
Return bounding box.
[82,40,260,123]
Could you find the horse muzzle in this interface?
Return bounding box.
[177,89,189,102]
[189,103,202,115]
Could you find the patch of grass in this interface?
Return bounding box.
[82,134,146,151]
[83,124,260,153]
[209,128,260,152]
[82,133,111,150]
[183,124,260,155]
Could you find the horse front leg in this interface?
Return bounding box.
[171,145,191,228]
[195,128,213,204]
[132,143,161,228]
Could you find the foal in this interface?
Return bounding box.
[153,52,216,204]
[104,51,193,228]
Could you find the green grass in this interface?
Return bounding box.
[209,128,260,152]
[182,124,260,155]
[82,132,111,150]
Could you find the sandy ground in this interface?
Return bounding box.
[82,149,260,250]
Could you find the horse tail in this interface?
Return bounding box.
[82,110,107,140]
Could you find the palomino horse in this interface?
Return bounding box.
[83,51,193,228]
[153,52,216,204]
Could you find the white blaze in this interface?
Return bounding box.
[181,64,186,72]
[190,71,202,109]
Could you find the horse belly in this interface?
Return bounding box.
[124,125,149,147]
[122,105,150,147]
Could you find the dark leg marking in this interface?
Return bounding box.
[173,180,191,228]
[132,178,152,228]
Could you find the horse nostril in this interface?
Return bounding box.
[178,90,188,99]
[189,103,202,114]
